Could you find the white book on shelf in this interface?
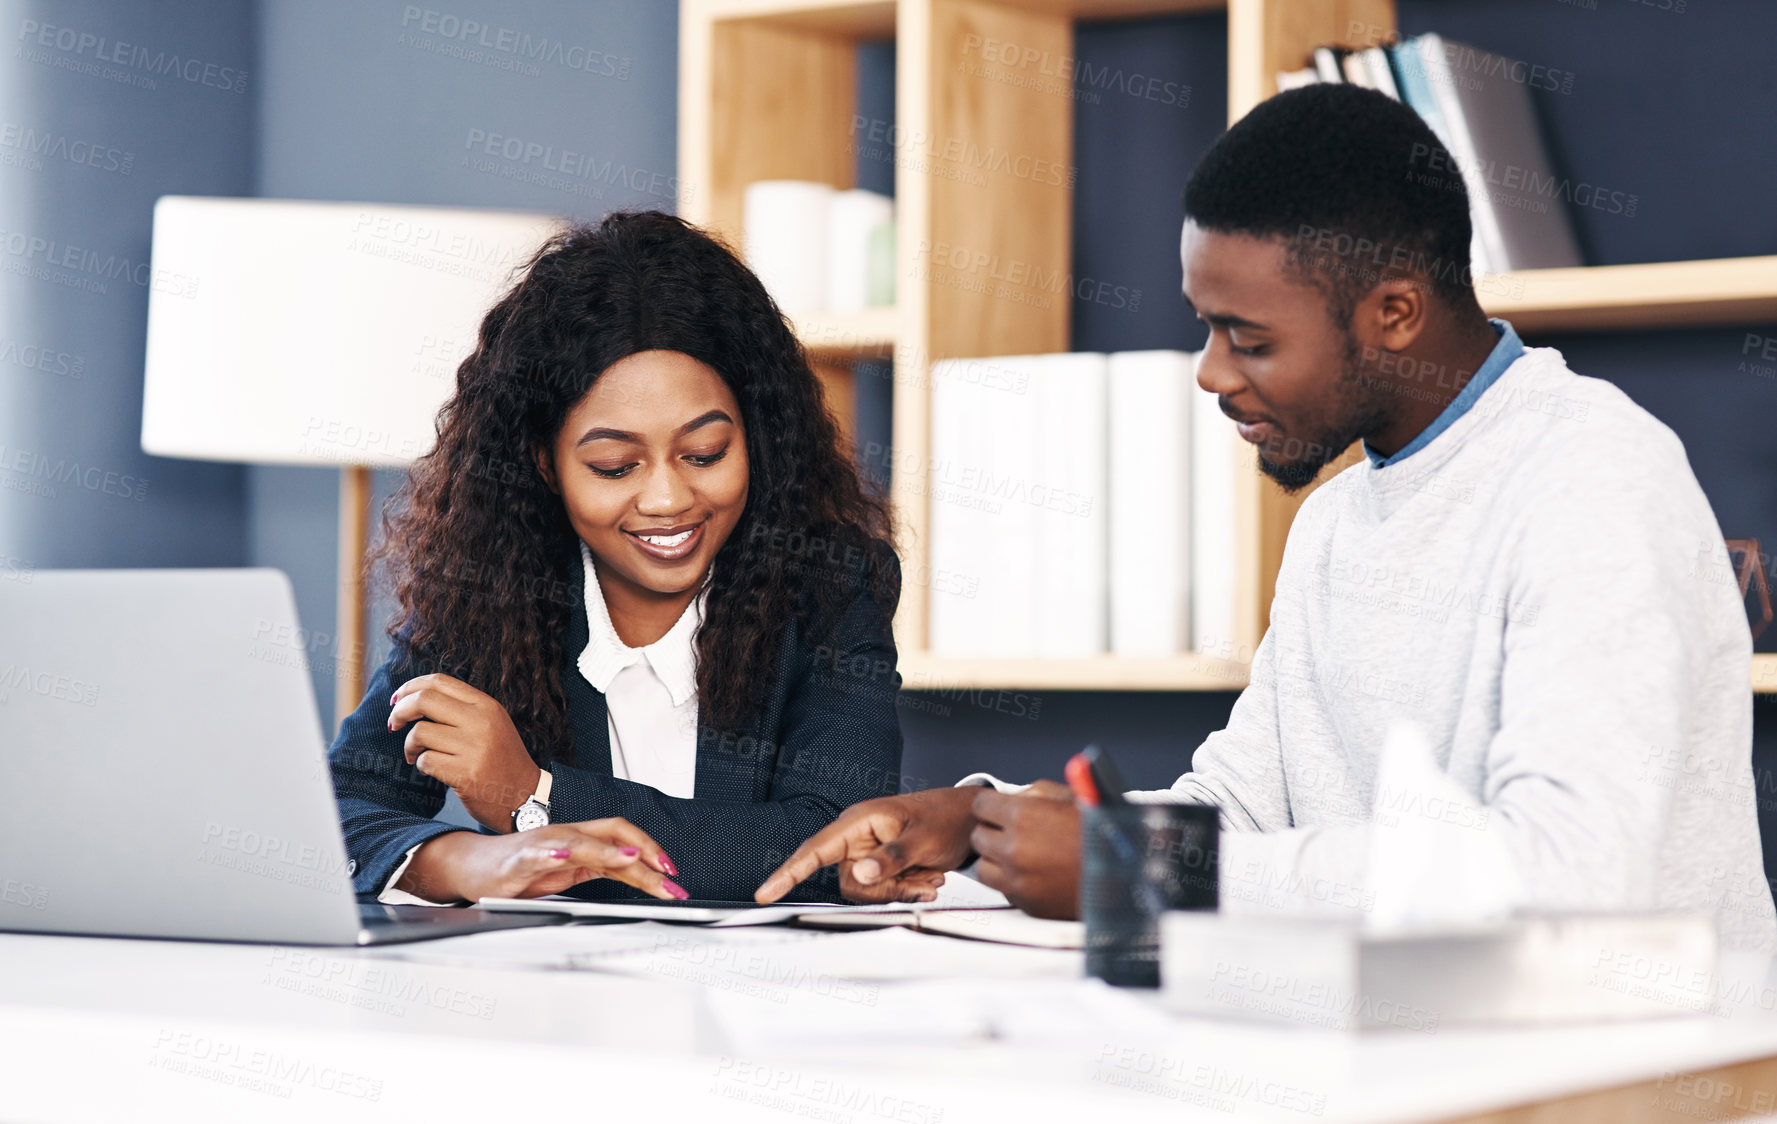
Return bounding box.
[1361,46,1400,100]
[1033,353,1108,658]
[743,180,833,316]
[1106,350,1192,657]
[1275,66,1319,92]
[825,188,893,315]
[928,356,980,657]
[929,354,1041,658]
[1189,355,1240,659]
[1340,50,1373,88]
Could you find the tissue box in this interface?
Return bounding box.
[1159,912,1717,1031]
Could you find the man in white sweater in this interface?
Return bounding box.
[756,85,1776,949]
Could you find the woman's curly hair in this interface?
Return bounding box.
[371,210,898,766]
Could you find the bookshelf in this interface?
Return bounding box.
[678,0,1777,694]
[899,652,1250,691]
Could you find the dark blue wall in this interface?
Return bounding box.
[851,41,896,485]
[1397,0,1777,266]
[0,0,255,570]
[1070,12,1225,354]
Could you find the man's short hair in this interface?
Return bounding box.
[1183,83,1480,320]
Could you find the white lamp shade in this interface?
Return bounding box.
[142,196,563,467]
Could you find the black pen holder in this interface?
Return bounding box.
[1081,803,1219,988]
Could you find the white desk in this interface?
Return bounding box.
[8,926,1777,1123]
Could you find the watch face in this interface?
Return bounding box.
[514,802,549,832]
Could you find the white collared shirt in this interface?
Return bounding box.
[575,540,703,800]
[377,541,703,904]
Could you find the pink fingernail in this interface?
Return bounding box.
[389,692,398,707]
[658,852,678,877]
[663,879,689,900]
[546,848,571,860]
[619,846,639,857]
[387,719,395,732]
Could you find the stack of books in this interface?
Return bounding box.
[1279,35,1584,275]
[926,351,1238,661]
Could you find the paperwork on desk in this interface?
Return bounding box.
[588,922,1079,982]
[795,905,1084,948]
[373,918,1082,983]
[388,870,1080,986]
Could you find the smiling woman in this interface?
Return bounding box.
[546,353,751,639]
[327,211,904,907]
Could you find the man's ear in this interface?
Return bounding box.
[533,444,560,495]
[1366,276,1429,355]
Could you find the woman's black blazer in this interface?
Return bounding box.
[328,556,902,902]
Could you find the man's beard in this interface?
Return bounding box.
[1256,334,1390,494]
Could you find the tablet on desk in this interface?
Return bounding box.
[476,896,852,924]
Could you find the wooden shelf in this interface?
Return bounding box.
[694,0,895,38]
[964,0,1223,16]
[1483,256,1777,334]
[899,652,1250,692]
[793,307,899,357]
[899,653,1776,694]
[694,0,1223,35]
[1756,655,1777,695]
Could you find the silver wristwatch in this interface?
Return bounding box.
[512,768,553,832]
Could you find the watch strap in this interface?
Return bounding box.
[512,769,554,832]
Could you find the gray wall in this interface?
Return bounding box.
[0,0,254,571]
[0,0,677,730]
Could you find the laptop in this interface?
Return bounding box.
[0,569,566,945]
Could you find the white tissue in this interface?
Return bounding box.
[1365,722,1523,930]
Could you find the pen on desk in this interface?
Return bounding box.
[1066,745,1166,916]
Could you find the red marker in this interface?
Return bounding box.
[1068,744,1131,807]
[1065,751,1101,807]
